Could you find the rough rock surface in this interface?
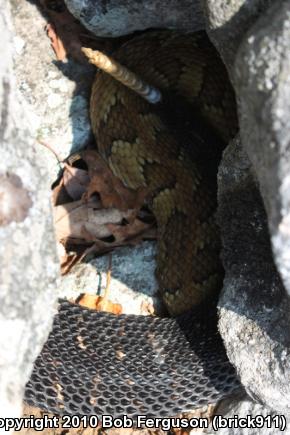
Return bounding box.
[11,0,94,165]
[64,0,204,37]
[217,138,290,415]
[204,0,290,416]
[59,242,160,315]
[0,0,59,425]
[235,0,290,299]
[204,0,272,70]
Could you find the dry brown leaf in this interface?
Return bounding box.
[60,252,84,275]
[46,23,67,61]
[51,175,70,207]
[107,218,156,243]
[77,294,122,315]
[54,198,135,241]
[63,164,90,200]
[59,221,156,274]
[52,162,90,205]
[51,150,156,274]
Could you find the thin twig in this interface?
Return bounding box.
[37,138,63,165]
[38,139,89,187]
[103,253,112,301]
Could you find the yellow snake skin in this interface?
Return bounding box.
[90,31,238,315]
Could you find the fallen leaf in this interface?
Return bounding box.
[51,150,156,274]
[60,252,85,275]
[77,294,122,315]
[54,197,135,241]
[46,23,67,61]
[63,164,90,200]
[107,218,156,243]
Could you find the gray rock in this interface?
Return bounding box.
[235,0,290,299]
[203,0,272,69]
[0,0,59,423]
[59,242,161,315]
[64,0,204,37]
[217,138,290,415]
[11,0,94,164]
[205,0,290,415]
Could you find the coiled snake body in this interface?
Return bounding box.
[25,31,241,418]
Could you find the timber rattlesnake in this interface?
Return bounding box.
[25,30,241,418]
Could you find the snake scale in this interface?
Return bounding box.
[25,31,241,419]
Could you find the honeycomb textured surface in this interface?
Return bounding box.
[25,300,241,418]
